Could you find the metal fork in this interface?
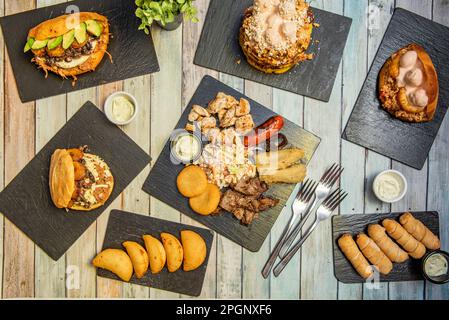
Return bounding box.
[272,188,348,277]
[261,179,317,279]
[278,163,343,258]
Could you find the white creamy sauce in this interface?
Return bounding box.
[112,96,135,122]
[54,40,97,69]
[374,172,404,201]
[173,134,200,162]
[425,254,448,277]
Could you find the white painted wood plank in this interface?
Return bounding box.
[362,0,394,301]
[300,0,342,300]
[338,0,366,300]
[216,74,244,299]
[34,0,67,299]
[180,0,218,299]
[95,82,125,298]
[242,81,271,299]
[149,25,183,299]
[121,75,151,299]
[2,0,35,298]
[64,88,97,299]
[389,0,432,300]
[426,0,449,301]
[269,90,303,299]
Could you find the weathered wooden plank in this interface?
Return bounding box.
[121,75,151,299]
[95,81,124,298]
[149,25,183,299]
[0,0,5,300]
[426,0,449,301]
[216,74,244,299]
[2,0,35,298]
[242,81,271,299]
[388,0,432,301]
[296,0,341,300]
[362,0,394,301]
[338,0,367,300]
[181,0,218,299]
[34,0,67,299]
[66,88,97,298]
[270,89,303,299]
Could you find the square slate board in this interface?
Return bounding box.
[194,0,352,102]
[143,75,320,252]
[332,211,440,283]
[343,9,449,170]
[98,210,214,297]
[0,102,150,261]
[0,0,159,103]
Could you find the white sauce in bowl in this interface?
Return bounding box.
[373,170,407,203]
[112,96,135,123]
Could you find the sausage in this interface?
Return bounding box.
[244,116,284,147]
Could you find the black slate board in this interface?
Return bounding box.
[343,9,449,170]
[0,102,150,261]
[143,75,320,252]
[0,0,159,103]
[98,210,214,297]
[332,212,440,283]
[194,0,352,102]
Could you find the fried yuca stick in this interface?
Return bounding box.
[356,233,393,275]
[368,224,409,263]
[382,219,426,259]
[399,212,440,250]
[338,234,374,279]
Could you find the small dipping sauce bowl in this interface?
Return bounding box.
[422,250,449,284]
[373,170,408,203]
[170,130,202,164]
[104,91,139,126]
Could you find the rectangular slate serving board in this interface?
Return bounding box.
[343,9,449,170]
[98,210,214,297]
[0,0,159,103]
[0,102,150,261]
[194,0,352,102]
[332,211,440,283]
[143,75,320,252]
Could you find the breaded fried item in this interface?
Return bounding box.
[260,163,306,184]
[338,234,374,279]
[382,219,426,259]
[367,224,409,263]
[399,212,440,250]
[356,233,393,275]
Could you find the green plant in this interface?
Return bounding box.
[135,0,199,33]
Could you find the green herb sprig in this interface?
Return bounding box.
[135,0,199,34]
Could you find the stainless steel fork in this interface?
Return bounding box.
[272,188,348,277]
[278,163,344,258]
[261,179,317,279]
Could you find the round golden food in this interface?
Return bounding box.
[181,230,207,272]
[176,165,208,198]
[189,183,221,216]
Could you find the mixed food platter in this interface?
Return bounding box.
[0,0,447,296]
[144,75,320,252]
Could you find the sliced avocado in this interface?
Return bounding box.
[85,20,102,37]
[47,36,63,50]
[24,38,35,53]
[31,39,48,50]
[62,30,76,49]
[75,23,87,44]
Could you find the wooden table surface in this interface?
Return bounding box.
[0,0,448,299]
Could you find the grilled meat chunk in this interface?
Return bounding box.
[231,176,268,197]
[219,189,279,225]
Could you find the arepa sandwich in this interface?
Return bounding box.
[24,12,110,81]
[49,147,114,211]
